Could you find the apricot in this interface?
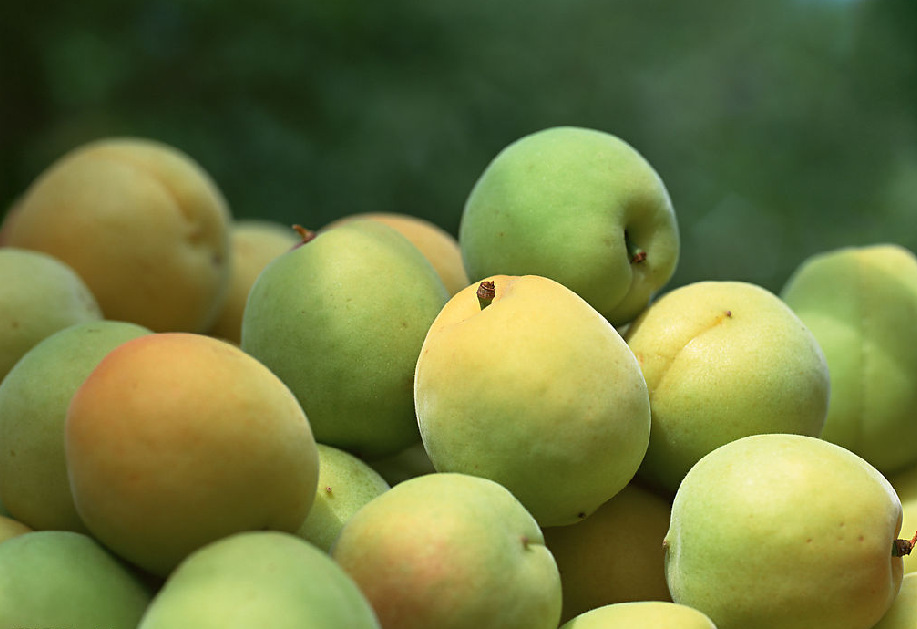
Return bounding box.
[5,137,233,332]
[415,274,650,526]
[65,333,319,576]
[207,219,299,344]
[0,320,150,532]
[0,248,102,382]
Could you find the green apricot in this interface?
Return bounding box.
[459,126,679,326]
[241,219,450,459]
[0,320,151,532]
[665,434,903,629]
[781,243,917,474]
[138,531,381,628]
[0,530,153,628]
[295,443,390,552]
[0,248,103,382]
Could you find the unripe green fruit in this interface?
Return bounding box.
[295,444,390,552]
[138,531,381,628]
[0,530,153,628]
[459,126,679,326]
[0,320,151,532]
[781,243,917,474]
[241,219,450,459]
[0,248,103,382]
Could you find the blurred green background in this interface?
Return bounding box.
[1,0,915,294]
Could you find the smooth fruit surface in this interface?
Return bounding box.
[781,243,917,474]
[626,280,829,493]
[331,472,562,629]
[207,219,299,344]
[65,333,320,576]
[0,320,150,532]
[873,572,917,629]
[559,601,717,628]
[295,443,390,552]
[0,248,103,382]
[0,530,153,628]
[325,212,470,294]
[138,531,381,629]
[665,433,903,629]
[544,482,673,623]
[241,219,450,458]
[459,126,679,325]
[4,137,233,332]
[415,274,651,526]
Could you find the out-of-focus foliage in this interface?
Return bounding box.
[1,0,915,292]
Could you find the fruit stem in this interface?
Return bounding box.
[292,225,317,248]
[625,230,647,263]
[477,281,496,310]
[893,530,917,557]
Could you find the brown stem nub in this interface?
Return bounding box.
[292,225,317,248]
[625,230,647,263]
[893,530,917,557]
[477,281,496,310]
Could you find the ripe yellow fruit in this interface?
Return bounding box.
[415,274,651,527]
[66,333,319,576]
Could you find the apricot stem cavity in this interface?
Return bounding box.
[893,530,917,557]
[477,281,496,310]
[625,230,647,263]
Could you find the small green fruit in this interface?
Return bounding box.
[138,531,381,628]
[295,443,390,552]
[459,126,679,326]
[0,320,150,532]
[241,219,450,459]
[0,248,103,382]
[781,243,917,474]
[0,530,153,628]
